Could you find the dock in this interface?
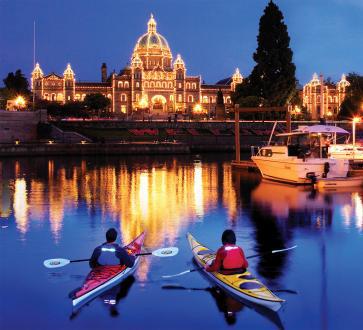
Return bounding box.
[231,160,260,172]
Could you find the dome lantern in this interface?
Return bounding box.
[63,63,75,80]
[148,14,157,33]
[32,62,44,79]
[173,54,185,69]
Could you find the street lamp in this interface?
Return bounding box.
[14,96,26,110]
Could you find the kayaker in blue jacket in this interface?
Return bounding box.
[89,228,135,269]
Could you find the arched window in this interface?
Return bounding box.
[156,81,161,88]
[162,82,167,88]
[118,81,123,88]
[192,83,196,89]
[57,93,63,101]
[334,96,338,103]
[226,97,231,104]
[151,81,155,88]
[170,95,174,101]
[121,105,127,113]
[136,94,140,101]
[186,82,190,89]
[136,82,140,88]
[51,93,56,101]
[188,95,194,102]
[328,96,332,103]
[124,81,129,88]
[210,96,214,103]
[145,81,149,88]
[107,94,112,99]
[121,94,127,102]
[317,95,321,103]
[75,94,80,100]
[44,93,48,100]
[203,96,209,103]
[178,83,182,89]
[168,82,173,88]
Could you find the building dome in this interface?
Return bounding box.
[133,14,172,62]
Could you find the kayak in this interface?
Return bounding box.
[187,233,284,312]
[71,232,145,307]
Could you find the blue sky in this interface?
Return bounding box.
[0,0,362,86]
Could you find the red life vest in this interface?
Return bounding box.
[222,244,247,270]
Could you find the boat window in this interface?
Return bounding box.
[261,149,272,157]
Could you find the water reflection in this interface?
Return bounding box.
[0,157,238,246]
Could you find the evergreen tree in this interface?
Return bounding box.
[234,1,296,107]
[3,69,30,95]
[338,73,363,119]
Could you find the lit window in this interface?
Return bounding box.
[162,82,167,88]
[169,82,173,88]
[44,93,48,100]
[118,81,123,88]
[145,81,149,88]
[107,94,112,99]
[203,96,208,103]
[188,95,194,102]
[136,82,140,88]
[121,105,127,113]
[178,94,182,102]
[186,83,190,89]
[121,94,127,102]
[151,82,155,88]
[156,82,161,88]
[178,83,182,88]
[57,93,63,101]
[68,96,71,101]
[75,94,80,100]
[136,94,140,101]
[82,94,86,100]
[192,83,196,89]
[170,95,174,101]
[124,81,129,88]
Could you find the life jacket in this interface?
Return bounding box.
[98,243,120,266]
[222,244,245,270]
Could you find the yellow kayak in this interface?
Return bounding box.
[187,232,284,312]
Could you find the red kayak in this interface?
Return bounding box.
[71,232,145,307]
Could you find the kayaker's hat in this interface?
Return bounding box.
[222,230,236,245]
[106,228,118,242]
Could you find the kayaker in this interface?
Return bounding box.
[89,228,135,269]
[205,229,248,274]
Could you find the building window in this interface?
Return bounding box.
[203,96,209,103]
[121,94,127,102]
[145,81,149,88]
[188,95,194,103]
[151,82,155,88]
[136,94,140,102]
[44,93,48,100]
[121,105,127,113]
[328,96,332,103]
[124,81,129,88]
[162,82,167,88]
[168,82,173,88]
[82,94,86,100]
[136,82,140,88]
[170,95,174,101]
[107,94,112,99]
[156,81,161,88]
[51,93,56,101]
[57,93,63,101]
[75,94,80,100]
[186,82,190,89]
[68,96,71,101]
[178,94,182,102]
[192,83,196,89]
[178,83,182,89]
[118,81,123,88]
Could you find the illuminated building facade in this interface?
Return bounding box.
[31,15,243,116]
[302,73,350,119]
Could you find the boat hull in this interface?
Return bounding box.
[71,232,145,307]
[187,233,283,312]
[252,156,349,184]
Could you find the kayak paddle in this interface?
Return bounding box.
[43,247,179,269]
[162,245,297,278]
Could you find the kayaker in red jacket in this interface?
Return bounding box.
[89,228,135,269]
[205,230,248,274]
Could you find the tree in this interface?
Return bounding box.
[216,89,224,105]
[234,1,297,107]
[338,73,363,119]
[83,93,111,116]
[3,70,30,95]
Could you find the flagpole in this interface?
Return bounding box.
[32,20,35,110]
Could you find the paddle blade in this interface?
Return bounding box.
[272,245,297,254]
[152,247,179,257]
[43,258,70,268]
[162,269,192,278]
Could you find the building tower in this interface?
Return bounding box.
[101,63,107,82]
[63,63,75,102]
[31,63,44,100]
[337,74,350,107]
[173,54,186,111]
[231,68,243,91]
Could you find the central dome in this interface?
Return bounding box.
[133,14,171,54]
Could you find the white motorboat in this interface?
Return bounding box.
[251,125,350,184]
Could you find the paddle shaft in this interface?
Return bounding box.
[70,252,152,263]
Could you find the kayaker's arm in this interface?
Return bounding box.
[205,248,225,272]
[116,247,136,268]
[89,247,101,269]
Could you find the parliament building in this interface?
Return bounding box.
[31,15,243,116]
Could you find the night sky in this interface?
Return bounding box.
[0,0,362,86]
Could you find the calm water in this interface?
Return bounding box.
[0,154,362,330]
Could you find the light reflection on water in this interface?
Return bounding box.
[1,155,363,330]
